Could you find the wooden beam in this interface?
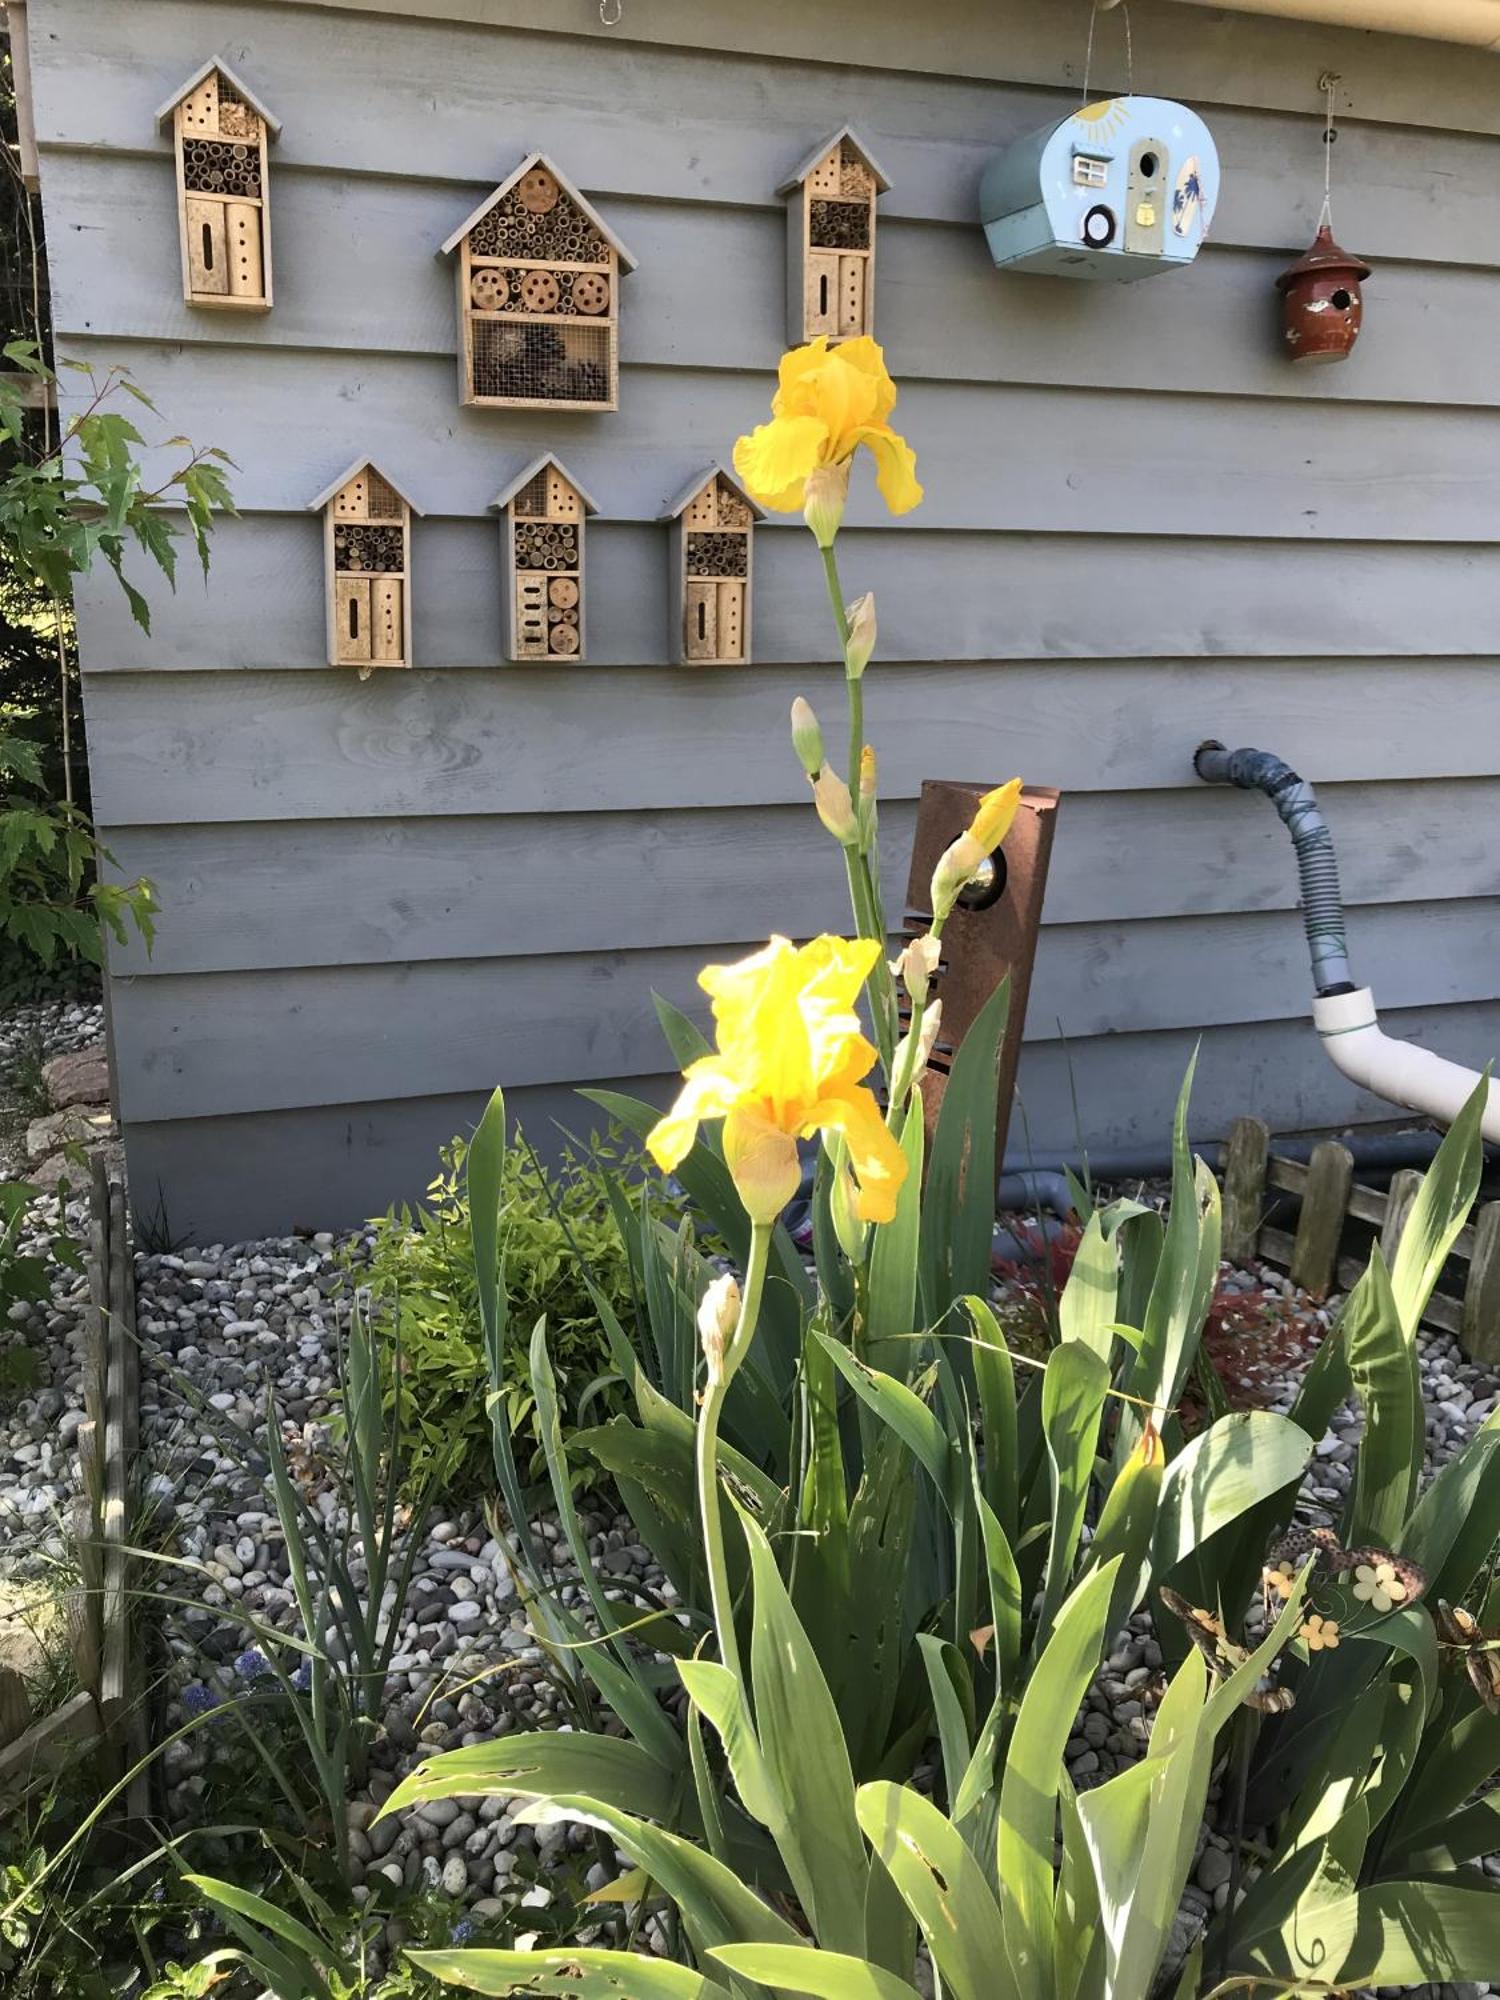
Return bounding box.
[1289,1141,1354,1301]
[1221,1116,1269,1265]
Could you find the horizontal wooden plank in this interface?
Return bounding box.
[53,336,1500,543]
[72,510,1500,679]
[104,777,1500,976]
[118,996,1500,1239]
[118,1081,672,1246]
[108,896,1500,1122]
[43,154,1500,412]
[81,657,1500,830]
[32,0,1500,175]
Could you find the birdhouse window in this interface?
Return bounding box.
[495,457,594,661]
[781,128,889,346]
[663,467,762,666]
[1072,154,1110,189]
[441,156,635,411]
[158,61,278,311]
[309,461,418,675]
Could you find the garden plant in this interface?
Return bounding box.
[353,340,1500,1996]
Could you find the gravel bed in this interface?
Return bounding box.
[0,997,105,1177]
[1,1155,1497,1985]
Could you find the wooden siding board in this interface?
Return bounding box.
[32,0,1500,175]
[116,992,1498,1243]
[104,781,1500,978]
[40,155,1500,411]
[71,520,1500,678]
[107,897,1500,1124]
[51,339,1500,544]
[80,657,1500,832]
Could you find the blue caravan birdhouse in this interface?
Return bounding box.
[980,97,1218,281]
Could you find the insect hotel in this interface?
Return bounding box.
[493,455,596,662]
[439,153,636,409]
[662,465,762,665]
[780,127,888,343]
[307,458,421,674]
[156,58,279,310]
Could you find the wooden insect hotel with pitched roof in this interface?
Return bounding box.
[492,454,597,662]
[439,153,636,411]
[780,126,889,345]
[156,58,280,311]
[307,458,422,674]
[662,465,763,666]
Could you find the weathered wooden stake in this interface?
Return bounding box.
[1380,1168,1424,1269]
[1461,1202,1500,1366]
[1290,1140,1355,1300]
[0,1669,30,1749]
[1221,1116,1270,1265]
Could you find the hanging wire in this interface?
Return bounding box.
[1318,69,1341,230]
[1081,1,1135,108]
[599,0,622,23]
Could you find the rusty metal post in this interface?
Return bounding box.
[901,781,1059,1182]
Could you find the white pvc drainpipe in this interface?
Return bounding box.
[1194,742,1500,1144]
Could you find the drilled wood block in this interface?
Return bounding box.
[715,580,745,661]
[685,580,718,661]
[335,577,372,666]
[225,201,263,299]
[370,578,403,664]
[805,250,839,337]
[838,254,866,335]
[184,195,228,295]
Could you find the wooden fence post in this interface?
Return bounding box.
[1290,1141,1354,1300]
[1462,1202,1500,1366]
[1221,1117,1270,1266]
[1380,1168,1424,1269]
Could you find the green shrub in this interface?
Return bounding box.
[359,1124,658,1496]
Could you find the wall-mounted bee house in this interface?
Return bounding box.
[439,154,637,411]
[492,454,598,662]
[156,58,280,311]
[307,458,422,676]
[662,465,763,666]
[779,126,889,345]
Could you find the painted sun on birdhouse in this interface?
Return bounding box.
[307,459,421,675]
[440,155,636,411]
[780,127,889,345]
[662,465,763,666]
[156,58,279,310]
[492,455,597,662]
[980,97,1218,282]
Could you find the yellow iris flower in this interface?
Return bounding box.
[930,779,1024,921]
[733,337,923,532]
[647,934,908,1226]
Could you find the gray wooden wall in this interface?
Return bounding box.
[29,0,1500,1238]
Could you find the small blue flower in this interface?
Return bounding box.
[182,1682,219,1716]
[291,1658,314,1692]
[448,1918,475,1945]
[234,1648,271,1682]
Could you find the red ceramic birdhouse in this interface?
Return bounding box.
[1275,225,1370,364]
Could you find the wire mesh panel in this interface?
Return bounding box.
[471,318,612,406]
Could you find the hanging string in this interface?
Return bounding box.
[599,0,622,23]
[1081,2,1135,109]
[1318,70,1340,231]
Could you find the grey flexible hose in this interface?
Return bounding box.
[1193,742,1353,995]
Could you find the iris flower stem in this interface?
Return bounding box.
[819,538,898,1074]
[696,1223,772,1685]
